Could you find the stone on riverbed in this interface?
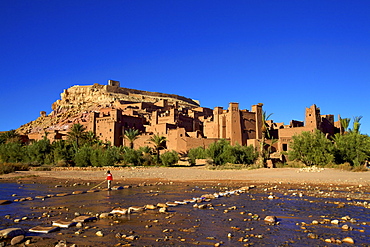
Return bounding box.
[99,213,112,218]
[52,220,77,228]
[56,193,70,197]
[110,208,129,215]
[112,186,123,190]
[72,216,97,223]
[264,216,277,223]
[0,228,25,239]
[0,200,12,205]
[145,204,157,210]
[10,235,25,245]
[29,226,60,233]
[86,189,99,193]
[342,237,354,244]
[72,191,86,195]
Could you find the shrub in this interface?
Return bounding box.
[121,148,143,166]
[188,147,207,165]
[0,163,29,175]
[73,146,92,167]
[160,151,179,167]
[288,130,334,166]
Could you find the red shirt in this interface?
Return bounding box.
[106,173,113,181]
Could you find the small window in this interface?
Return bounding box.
[282,144,288,151]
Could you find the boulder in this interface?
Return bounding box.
[10,235,25,245]
[342,237,354,244]
[0,228,25,239]
[264,216,277,223]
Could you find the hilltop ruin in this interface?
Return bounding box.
[18,80,342,155]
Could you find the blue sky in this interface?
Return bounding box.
[1,1,369,135]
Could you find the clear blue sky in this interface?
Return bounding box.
[1,1,369,135]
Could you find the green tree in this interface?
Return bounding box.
[51,140,73,166]
[84,131,100,146]
[67,123,87,148]
[288,130,334,166]
[101,146,121,166]
[121,148,143,165]
[124,129,140,149]
[73,145,92,167]
[339,117,351,134]
[332,132,370,166]
[149,134,167,164]
[26,137,52,165]
[207,139,230,165]
[0,142,24,163]
[0,130,21,144]
[160,150,179,166]
[188,146,207,165]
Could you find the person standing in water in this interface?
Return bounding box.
[106,170,113,190]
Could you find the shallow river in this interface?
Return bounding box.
[1,181,369,246]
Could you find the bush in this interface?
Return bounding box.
[121,148,143,166]
[160,151,179,166]
[288,130,334,166]
[188,147,207,165]
[332,132,370,166]
[73,146,92,167]
[0,163,29,175]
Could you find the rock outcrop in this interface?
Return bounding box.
[17,81,200,135]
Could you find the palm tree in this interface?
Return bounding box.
[85,131,100,146]
[352,116,363,134]
[149,134,167,164]
[124,129,140,149]
[0,129,20,144]
[67,123,87,148]
[258,111,273,167]
[339,117,351,134]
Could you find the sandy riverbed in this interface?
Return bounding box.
[1,166,370,186]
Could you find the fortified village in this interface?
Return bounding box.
[18,80,342,157]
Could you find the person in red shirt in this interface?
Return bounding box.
[106,170,113,190]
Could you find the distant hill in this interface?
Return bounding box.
[17,81,200,135]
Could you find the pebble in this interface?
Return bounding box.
[96,231,104,237]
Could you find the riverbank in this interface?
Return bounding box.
[1,166,369,186]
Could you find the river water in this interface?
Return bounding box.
[0,181,369,246]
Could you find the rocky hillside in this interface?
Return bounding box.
[17,82,200,135]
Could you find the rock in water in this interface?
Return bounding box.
[10,235,25,245]
[0,200,12,205]
[264,216,277,223]
[0,228,25,239]
[342,237,354,244]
